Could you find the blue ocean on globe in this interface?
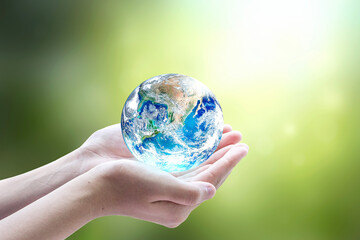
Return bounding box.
[121,74,224,172]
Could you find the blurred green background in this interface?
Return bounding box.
[1,0,359,239]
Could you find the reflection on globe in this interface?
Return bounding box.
[121,73,223,172]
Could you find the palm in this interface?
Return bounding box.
[81,124,133,160]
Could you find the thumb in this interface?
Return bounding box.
[163,181,216,206]
[191,181,217,202]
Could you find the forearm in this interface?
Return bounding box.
[0,148,92,219]
[0,170,100,240]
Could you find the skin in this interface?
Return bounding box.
[0,124,248,239]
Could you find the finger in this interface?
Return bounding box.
[210,142,248,164]
[178,145,235,179]
[157,180,216,206]
[223,124,232,134]
[196,145,248,188]
[172,142,248,179]
[210,146,248,188]
[172,144,235,178]
[217,169,233,188]
[210,143,236,163]
[215,131,242,152]
[173,129,243,177]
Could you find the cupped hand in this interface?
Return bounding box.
[88,159,216,228]
[84,124,248,228]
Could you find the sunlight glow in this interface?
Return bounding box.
[213,0,330,84]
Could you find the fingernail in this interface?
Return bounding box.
[205,185,216,199]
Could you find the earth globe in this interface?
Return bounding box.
[121,73,224,172]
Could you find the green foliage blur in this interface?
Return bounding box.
[1,1,359,239]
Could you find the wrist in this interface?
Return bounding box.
[46,152,113,220]
[54,149,121,218]
[69,147,103,175]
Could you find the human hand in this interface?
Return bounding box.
[0,124,248,240]
[83,124,248,228]
[85,159,215,228]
